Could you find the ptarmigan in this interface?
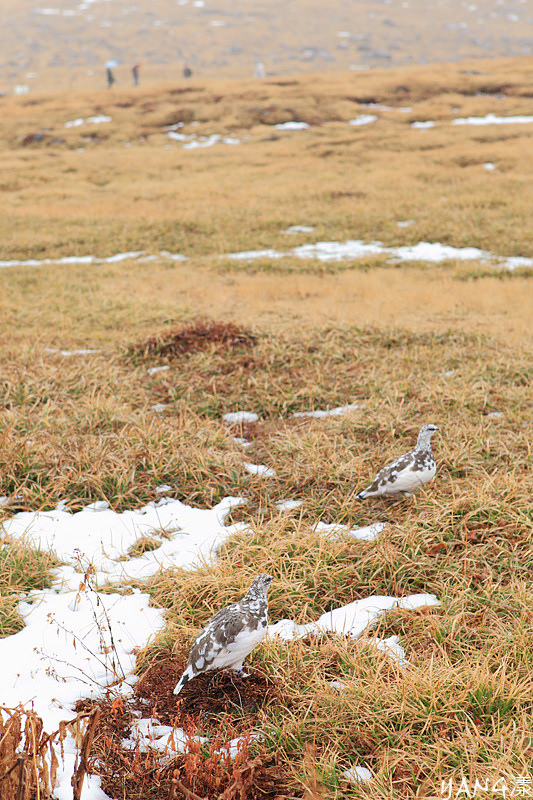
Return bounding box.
[356,424,439,499]
[173,574,273,695]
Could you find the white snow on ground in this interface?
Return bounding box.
[451,113,533,125]
[274,121,310,130]
[64,115,111,127]
[233,436,252,447]
[314,521,385,542]
[0,493,248,799]
[283,225,315,234]
[293,403,361,418]
[45,348,102,356]
[2,495,245,586]
[268,593,440,654]
[483,162,496,170]
[147,365,169,376]
[411,120,435,129]
[183,134,241,149]
[0,250,187,269]
[226,239,533,270]
[275,499,303,511]
[223,410,259,424]
[243,462,277,477]
[349,114,378,126]
[3,240,531,271]
[344,765,373,783]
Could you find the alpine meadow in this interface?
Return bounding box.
[0,52,532,800]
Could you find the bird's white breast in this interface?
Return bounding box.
[212,625,267,670]
[386,463,436,494]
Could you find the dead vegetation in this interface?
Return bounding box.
[128,320,257,362]
[74,664,295,800]
[0,706,100,800]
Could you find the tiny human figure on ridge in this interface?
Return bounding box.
[356,424,439,499]
[173,574,273,696]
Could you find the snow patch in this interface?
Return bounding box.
[293,403,361,418]
[243,462,276,477]
[223,411,259,424]
[452,113,533,126]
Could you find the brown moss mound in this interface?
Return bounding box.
[129,320,257,361]
[135,658,279,722]
[75,658,294,800]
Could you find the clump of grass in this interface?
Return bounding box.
[0,538,58,637]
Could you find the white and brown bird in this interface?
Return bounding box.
[356,424,439,499]
[173,574,273,696]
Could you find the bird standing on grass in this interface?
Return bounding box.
[356,424,439,499]
[173,574,273,696]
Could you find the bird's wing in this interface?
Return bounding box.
[365,451,414,492]
[186,603,248,669]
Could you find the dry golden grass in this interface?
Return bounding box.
[0,57,531,798]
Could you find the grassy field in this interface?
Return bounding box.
[0,56,532,799]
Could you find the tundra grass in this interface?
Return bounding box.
[0,57,531,798]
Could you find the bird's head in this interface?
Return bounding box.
[246,574,273,599]
[418,423,439,444]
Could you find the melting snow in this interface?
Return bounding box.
[268,593,440,651]
[147,366,169,376]
[274,121,310,130]
[223,411,259,424]
[275,499,303,511]
[45,348,101,356]
[293,403,361,418]
[226,239,532,270]
[483,162,496,170]
[344,765,373,783]
[349,114,378,126]
[0,250,186,269]
[243,462,276,477]
[64,116,111,128]
[411,120,436,129]
[3,496,245,586]
[233,436,252,447]
[0,493,247,798]
[314,521,385,542]
[283,225,315,234]
[452,113,533,125]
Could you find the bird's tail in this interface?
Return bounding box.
[356,489,368,501]
[173,666,194,696]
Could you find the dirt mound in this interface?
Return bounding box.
[129,320,257,361]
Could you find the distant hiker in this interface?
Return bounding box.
[106,67,115,89]
[132,63,140,86]
[183,65,192,79]
[254,61,266,78]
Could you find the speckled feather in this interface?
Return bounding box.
[174,574,272,695]
[357,424,438,499]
